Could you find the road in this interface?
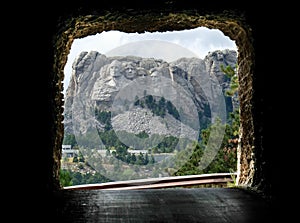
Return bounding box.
[52,187,276,222]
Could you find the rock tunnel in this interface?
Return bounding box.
[31,0,285,221]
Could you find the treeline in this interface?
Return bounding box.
[98,129,180,154]
[174,109,239,176]
[61,109,239,186]
[60,169,111,187]
[134,95,180,120]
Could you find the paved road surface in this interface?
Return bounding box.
[52,187,278,222]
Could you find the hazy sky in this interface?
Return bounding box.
[63,27,237,95]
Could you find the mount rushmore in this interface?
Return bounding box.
[63,49,238,145]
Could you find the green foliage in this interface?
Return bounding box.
[135,131,149,139]
[174,110,239,176]
[220,64,239,97]
[63,134,77,147]
[95,109,112,130]
[166,100,180,120]
[225,75,239,97]
[98,129,117,147]
[73,156,78,162]
[59,169,73,187]
[135,95,180,120]
[152,135,179,153]
[66,170,111,186]
[220,64,236,78]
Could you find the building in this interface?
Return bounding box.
[62,145,78,159]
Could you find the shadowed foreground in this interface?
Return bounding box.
[53,187,276,222]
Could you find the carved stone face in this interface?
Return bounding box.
[124,63,137,80]
[150,69,161,86]
[109,60,122,77]
[136,68,148,77]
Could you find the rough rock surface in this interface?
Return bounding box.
[64,49,237,141]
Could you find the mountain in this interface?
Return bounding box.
[63,49,238,148]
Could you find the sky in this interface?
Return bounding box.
[63,27,237,95]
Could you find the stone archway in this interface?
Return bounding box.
[52,9,259,192]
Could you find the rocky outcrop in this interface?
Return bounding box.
[64,49,237,144]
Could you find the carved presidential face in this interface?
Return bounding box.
[124,62,137,80]
[150,69,161,85]
[109,60,122,77]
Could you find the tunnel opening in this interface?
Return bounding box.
[52,9,258,193]
[60,28,241,189]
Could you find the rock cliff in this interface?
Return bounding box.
[63,49,238,146]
